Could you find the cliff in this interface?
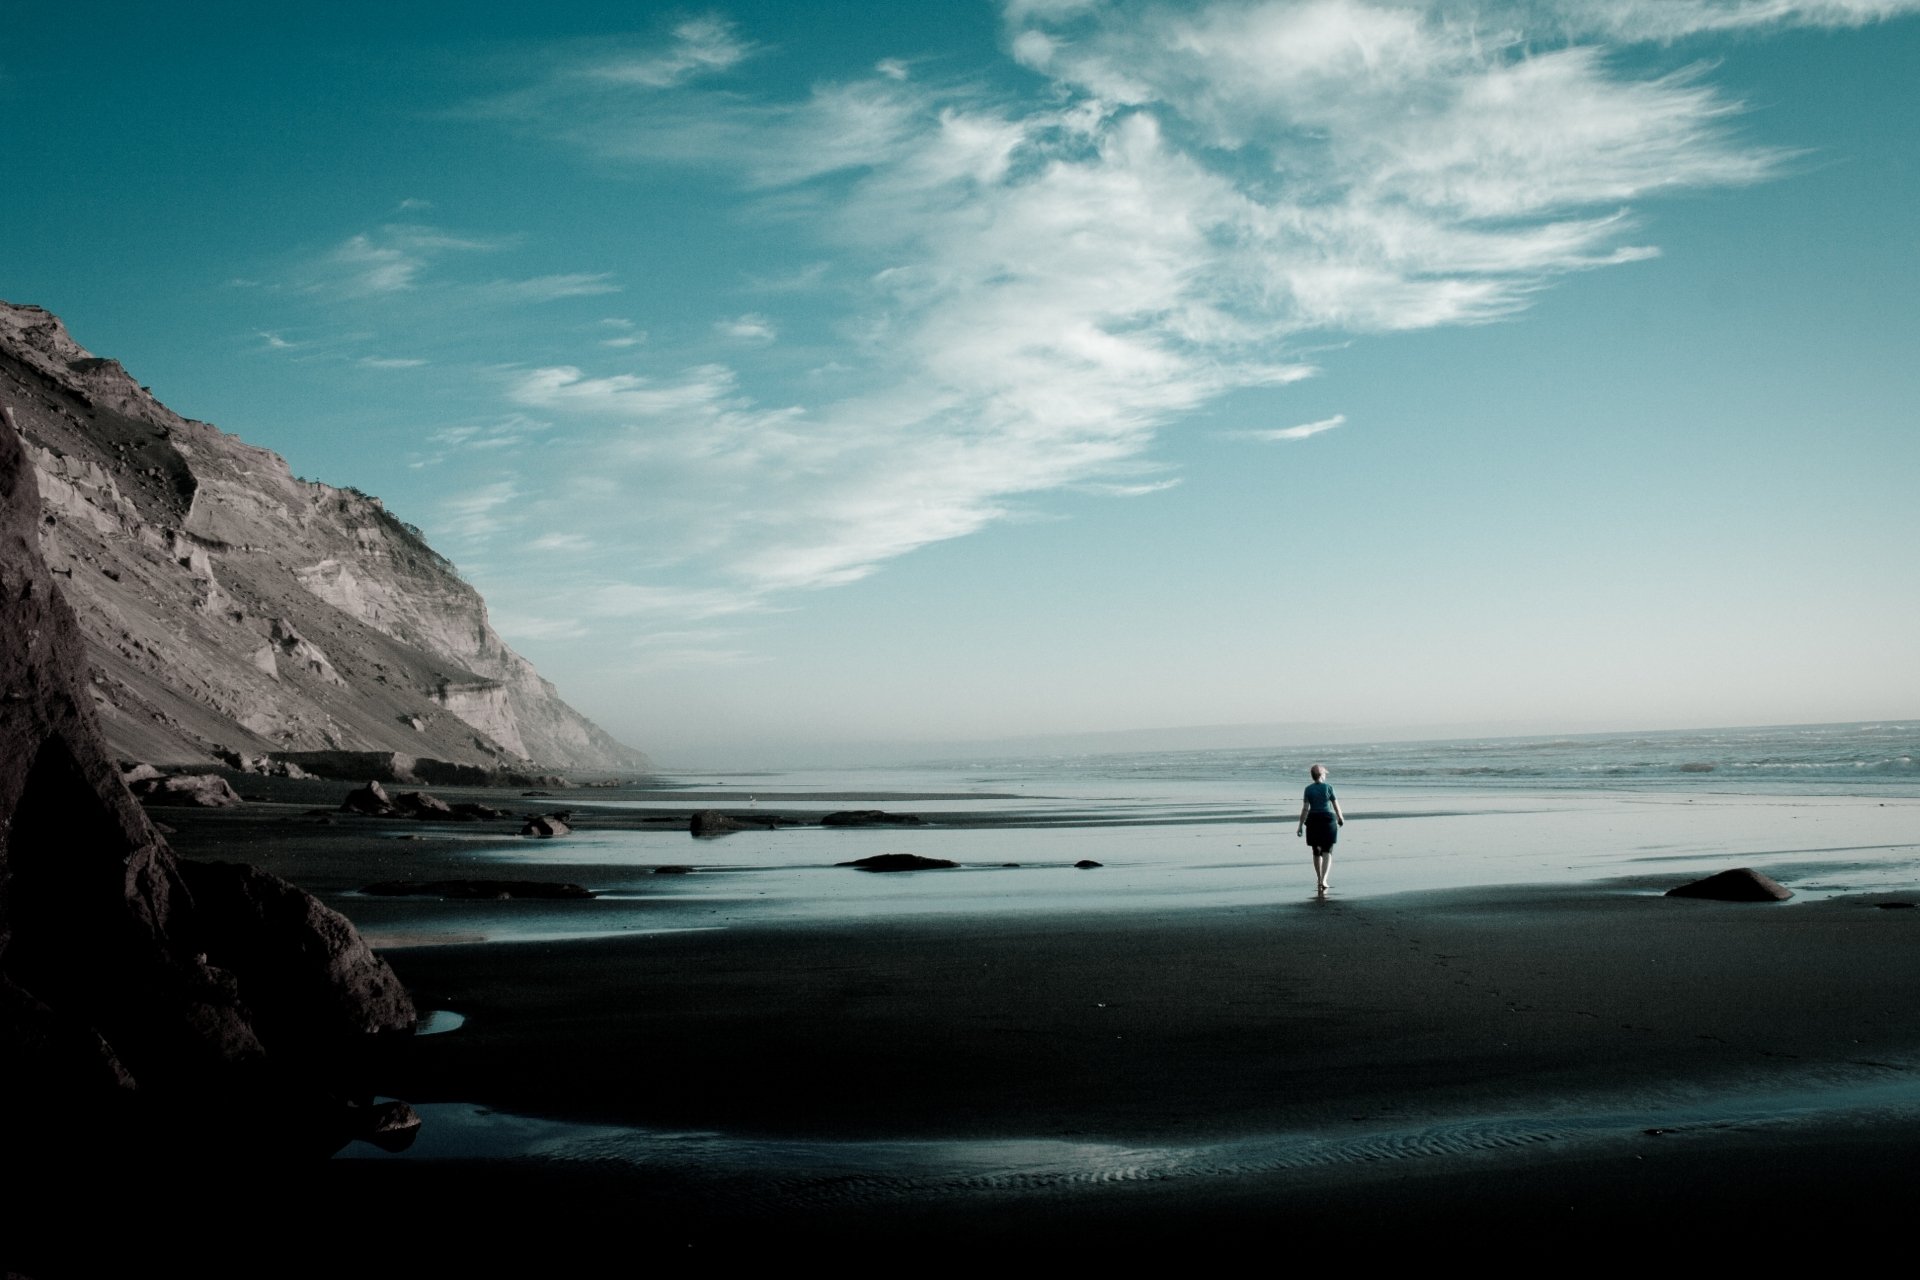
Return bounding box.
[0,301,646,772]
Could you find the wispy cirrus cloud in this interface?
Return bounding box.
[1238,414,1349,443]
[426,1,1919,646]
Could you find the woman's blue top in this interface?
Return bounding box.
[1303,781,1336,812]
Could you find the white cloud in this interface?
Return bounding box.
[581,16,756,88]
[323,223,513,296]
[359,355,426,369]
[715,313,778,342]
[530,532,594,552]
[452,0,1908,617]
[1544,0,1920,39]
[257,330,294,350]
[438,480,520,541]
[1241,413,1348,442]
[480,273,622,303]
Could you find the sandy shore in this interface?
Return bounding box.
[23,783,1917,1269]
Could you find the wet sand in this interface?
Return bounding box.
[50,784,1920,1267]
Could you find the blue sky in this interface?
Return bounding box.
[5,1,1917,765]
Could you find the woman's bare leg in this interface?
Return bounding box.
[1312,852,1330,893]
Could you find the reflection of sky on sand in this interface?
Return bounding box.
[361,786,1920,945]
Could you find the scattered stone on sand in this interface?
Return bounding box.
[1874,901,1917,910]
[216,749,311,778]
[837,853,958,872]
[128,772,243,807]
[1002,862,1022,868]
[522,814,572,838]
[1665,867,1792,901]
[450,801,508,821]
[339,780,395,816]
[820,809,925,827]
[360,879,595,899]
[1075,860,1104,869]
[691,809,748,838]
[393,790,452,818]
[654,865,695,875]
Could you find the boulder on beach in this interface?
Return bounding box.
[820,809,925,827]
[450,801,508,821]
[346,1098,422,1153]
[339,780,395,816]
[1666,867,1793,901]
[1075,859,1104,869]
[691,809,748,838]
[522,814,571,838]
[128,772,244,808]
[393,790,452,818]
[837,853,958,872]
[654,864,694,875]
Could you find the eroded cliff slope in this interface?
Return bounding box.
[0,301,645,771]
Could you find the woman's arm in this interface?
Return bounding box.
[1297,800,1309,833]
[1332,797,1345,825]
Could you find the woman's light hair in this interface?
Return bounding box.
[1309,763,1327,780]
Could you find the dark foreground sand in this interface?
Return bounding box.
[15,793,1919,1271]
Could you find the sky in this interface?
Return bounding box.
[4,1,1917,766]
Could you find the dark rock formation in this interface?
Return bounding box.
[1,412,414,1165]
[360,879,595,899]
[820,809,926,827]
[347,1098,422,1153]
[339,780,395,816]
[654,865,694,875]
[450,800,508,821]
[1666,868,1793,901]
[1,300,646,772]
[522,814,572,838]
[393,790,452,818]
[128,771,244,807]
[837,853,959,872]
[691,809,748,837]
[1075,860,1104,869]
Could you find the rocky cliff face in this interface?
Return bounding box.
[1,412,414,1162]
[0,301,646,771]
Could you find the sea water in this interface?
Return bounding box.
[350,721,1920,947]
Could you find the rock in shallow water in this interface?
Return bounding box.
[836,853,958,872]
[1666,867,1792,901]
[820,809,925,827]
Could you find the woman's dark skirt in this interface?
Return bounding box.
[1306,812,1338,851]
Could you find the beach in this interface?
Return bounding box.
[46,737,1908,1267]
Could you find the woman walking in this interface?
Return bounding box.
[1297,763,1345,894]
